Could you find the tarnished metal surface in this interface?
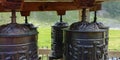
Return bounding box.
[96,22,109,60]
[92,11,109,60]
[63,9,107,60]
[70,8,89,30]
[64,30,105,60]
[0,23,38,60]
[50,15,68,59]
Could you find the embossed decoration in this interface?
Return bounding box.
[64,30,105,60]
[0,24,38,60]
[0,10,38,60]
[64,8,106,60]
[50,15,69,59]
[0,42,38,60]
[92,11,109,60]
[70,8,89,30]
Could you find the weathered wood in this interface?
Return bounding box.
[104,0,120,1]
[39,48,51,55]
[0,0,105,12]
[90,4,101,11]
[24,0,107,2]
[25,0,73,2]
[1,0,24,10]
[23,2,77,11]
[109,51,120,58]
[20,11,30,16]
[0,2,102,12]
[57,10,66,15]
[0,2,77,12]
[34,0,120,2]
[0,0,114,12]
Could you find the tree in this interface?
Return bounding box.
[102,1,120,18]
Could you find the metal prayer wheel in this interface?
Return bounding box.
[50,15,68,59]
[64,30,105,60]
[70,9,89,30]
[92,11,109,60]
[0,11,38,60]
[23,16,38,34]
[0,23,38,60]
[97,23,109,60]
[63,8,106,60]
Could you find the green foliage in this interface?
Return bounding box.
[102,1,120,18]
[29,11,79,24]
[0,12,11,25]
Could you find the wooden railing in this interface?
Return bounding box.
[39,48,50,60]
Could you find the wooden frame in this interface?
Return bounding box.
[0,0,105,12]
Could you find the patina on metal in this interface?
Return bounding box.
[64,30,105,60]
[92,11,109,60]
[50,15,68,59]
[0,10,38,60]
[23,16,37,31]
[70,8,89,30]
[97,23,109,60]
[25,16,28,24]
[64,8,106,60]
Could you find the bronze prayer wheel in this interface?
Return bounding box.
[0,23,38,60]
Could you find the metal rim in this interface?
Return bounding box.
[63,29,106,32]
[0,32,38,37]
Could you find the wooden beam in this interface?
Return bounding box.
[57,10,66,15]
[0,2,78,12]
[0,0,105,12]
[25,0,73,2]
[1,0,24,10]
[24,0,109,2]
[104,0,120,1]
[22,2,77,11]
[20,11,30,16]
[90,4,101,11]
[0,2,102,12]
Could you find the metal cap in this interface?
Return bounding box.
[53,22,68,27]
[69,21,89,30]
[0,23,37,37]
[85,22,100,31]
[96,22,109,29]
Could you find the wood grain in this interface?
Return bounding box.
[25,0,73,2]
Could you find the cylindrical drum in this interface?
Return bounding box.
[0,23,38,60]
[50,22,68,59]
[97,23,109,60]
[64,30,105,60]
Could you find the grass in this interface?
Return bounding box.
[109,30,120,51]
[37,26,51,48]
[37,26,120,51]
